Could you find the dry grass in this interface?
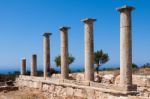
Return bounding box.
[0,89,46,99]
[97,68,150,76]
[133,68,150,75]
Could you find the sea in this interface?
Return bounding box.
[0,65,119,74]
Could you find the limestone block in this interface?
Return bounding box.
[118,96,128,99]
[51,74,61,78]
[55,86,64,96]
[137,87,147,92]
[48,85,55,93]
[86,89,95,99]
[115,75,150,88]
[128,96,140,99]
[147,88,150,92]
[74,88,86,98]
[63,79,76,84]
[146,79,150,87]
[59,79,64,84]
[95,91,113,99]
[47,78,60,85]
[75,80,90,86]
[108,96,116,99]
[66,87,74,96]
[91,81,108,89]
[76,73,84,81]
[144,93,149,97]
[90,81,100,88]
[32,81,42,89]
[42,84,49,91]
[35,77,45,81]
[132,75,150,87]
[102,74,115,84]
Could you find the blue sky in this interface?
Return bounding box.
[0,0,149,71]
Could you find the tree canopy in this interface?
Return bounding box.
[54,54,75,67]
[94,50,109,73]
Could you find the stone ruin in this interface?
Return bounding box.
[15,5,150,99]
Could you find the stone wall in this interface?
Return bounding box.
[133,75,150,97]
[16,75,150,99]
[115,75,150,98]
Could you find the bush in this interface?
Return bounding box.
[141,63,150,68]
[132,63,139,69]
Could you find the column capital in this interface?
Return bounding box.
[32,54,36,56]
[81,18,96,24]
[117,5,135,12]
[59,26,70,32]
[21,58,26,60]
[43,32,52,37]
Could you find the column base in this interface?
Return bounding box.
[118,84,137,91]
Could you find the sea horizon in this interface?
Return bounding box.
[0,64,120,74]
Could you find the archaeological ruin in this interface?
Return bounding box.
[16,5,150,99]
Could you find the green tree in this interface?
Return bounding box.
[54,54,75,68]
[132,63,138,69]
[141,63,150,68]
[55,55,61,67]
[94,50,109,74]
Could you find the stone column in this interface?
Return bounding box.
[21,58,26,75]
[31,54,37,76]
[117,5,135,86]
[82,18,96,81]
[43,33,52,78]
[59,27,70,79]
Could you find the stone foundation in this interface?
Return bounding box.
[16,75,150,99]
[115,75,150,98]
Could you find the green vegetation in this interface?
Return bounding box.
[0,61,149,82]
[94,50,109,73]
[141,63,150,68]
[0,71,20,81]
[25,68,59,77]
[54,54,75,67]
[132,63,139,69]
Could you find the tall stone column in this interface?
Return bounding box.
[59,27,70,79]
[21,58,26,75]
[43,33,52,78]
[117,5,135,86]
[82,18,96,81]
[31,54,37,76]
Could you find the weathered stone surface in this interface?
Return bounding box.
[115,75,150,87]
[42,84,49,91]
[63,79,76,84]
[101,74,115,84]
[16,75,150,99]
[117,5,135,86]
[66,87,74,96]
[74,88,86,98]
[75,73,84,81]
[59,27,70,79]
[30,54,37,76]
[86,89,95,99]
[21,58,26,75]
[43,32,52,78]
[82,18,96,81]
[75,80,90,86]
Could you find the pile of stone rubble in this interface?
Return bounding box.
[0,80,18,92]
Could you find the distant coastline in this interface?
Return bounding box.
[0,65,120,74]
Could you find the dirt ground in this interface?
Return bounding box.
[0,89,85,99]
[0,89,46,99]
